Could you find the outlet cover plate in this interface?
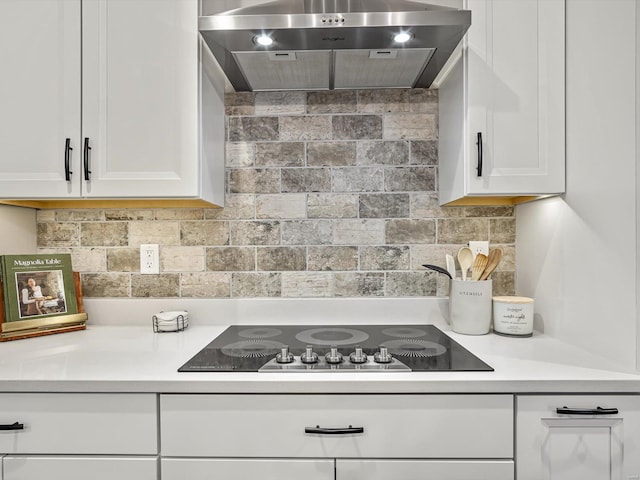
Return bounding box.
[140,244,159,274]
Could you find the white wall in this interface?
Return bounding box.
[516,0,638,371]
[0,205,37,254]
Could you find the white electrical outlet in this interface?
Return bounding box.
[468,241,489,258]
[140,244,159,274]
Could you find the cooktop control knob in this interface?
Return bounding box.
[301,345,319,364]
[374,346,393,364]
[349,346,368,364]
[325,346,343,364]
[276,345,294,364]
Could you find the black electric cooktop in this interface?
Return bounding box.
[178,325,493,372]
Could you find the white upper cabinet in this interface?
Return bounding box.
[0,0,224,206]
[0,0,82,198]
[438,0,565,205]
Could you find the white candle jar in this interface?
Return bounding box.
[492,296,534,337]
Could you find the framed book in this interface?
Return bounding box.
[0,254,87,341]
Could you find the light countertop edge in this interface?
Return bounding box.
[1,323,640,394]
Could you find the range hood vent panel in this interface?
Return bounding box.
[234,51,331,91]
[334,48,434,89]
[199,1,471,91]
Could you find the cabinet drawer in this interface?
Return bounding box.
[162,458,334,480]
[160,394,513,458]
[3,456,158,480]
[337,460,514,480]
[0,393,157,454]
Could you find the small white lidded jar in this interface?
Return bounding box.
[492,296,534,337]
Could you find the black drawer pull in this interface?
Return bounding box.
[64,138,73,182]
[0,422,24,431]
[83,137,92,181]
[305,425,364,435]
[557,406,619,415]
[476,131,483,177]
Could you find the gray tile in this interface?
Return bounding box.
[491,271,516,296]
[56,210,105,221]
[229,169,280,194]
[437,218,489,244]
[358,90,409,113]
[81,222,128,247]
[360,246,410,270]
[281,272,333,297]
[226,142,255,167]
[281,220,333,245]
[385,272,436,296]
[307,91,357,114]
[383,114,436,140]
[229,117,279,142]
[256,194,307,219]
[384,167,436,192]
[225,92,255,115]
[181,272,231,297]
[230,221,281,245]
[307,193,358,218]
[408,89,438,113]
[232,272,282,297]
[280,116,332,141]
[255,142,305,167]
[332,167,384,192]
[308,246,358,271]
[307,142,357,166]
[333,115,383,140]
[66,247,106,273]
[107,248,140,272]
[490,218,516,243]
[255,91,306,115]
[206,247,256,271]
[128,221,180,247]
[205,195,255,220]
[335,272,385,297]
[359,193,410,218]
[37,223,79,247]
[333,219,385,245]
[131,274,179,297]
[36,210,56,223]
[161,246,205,272]
[180,221,229,246]
[410,140,438,165]
[81,273,130,297]
[357,141,410,165]
[282,168,331,192]
[385,219,436,244]
[257,247,306,271]
[104,210,154,221]
[155,209,204,220]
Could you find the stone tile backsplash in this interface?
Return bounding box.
[37,89,516,298]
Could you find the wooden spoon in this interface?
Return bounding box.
[457,247,474,281]
[471,253,488,281]
[480,248,503,280]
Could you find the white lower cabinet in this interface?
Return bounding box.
[160,394,514,480]
[3,456,157,480]
[517,395,640,480]
[0,393,158,480]
[162,458,334,480]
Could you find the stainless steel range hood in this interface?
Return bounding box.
[199,0,471,91]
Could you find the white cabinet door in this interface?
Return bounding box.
[81,0,200,198]
[517,395,640,480]
[337,460,513,480]
[438,0,565,204]
[3,456,157,480]
[162,458,334,480]
[0,0,82,198]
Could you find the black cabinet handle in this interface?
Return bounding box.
[305,425,364,435]
[64,138,73,182]
[83,137,92,181]
[557,406,619,415]
[0,422,24,431]
[476,132,483,177]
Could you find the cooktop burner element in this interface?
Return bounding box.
[178,325,493,373]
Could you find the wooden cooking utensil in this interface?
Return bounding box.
[471,253,488,281]
[480,248,503,280]
[457,247,474,281]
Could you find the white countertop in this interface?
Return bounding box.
[1,322,639,394]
